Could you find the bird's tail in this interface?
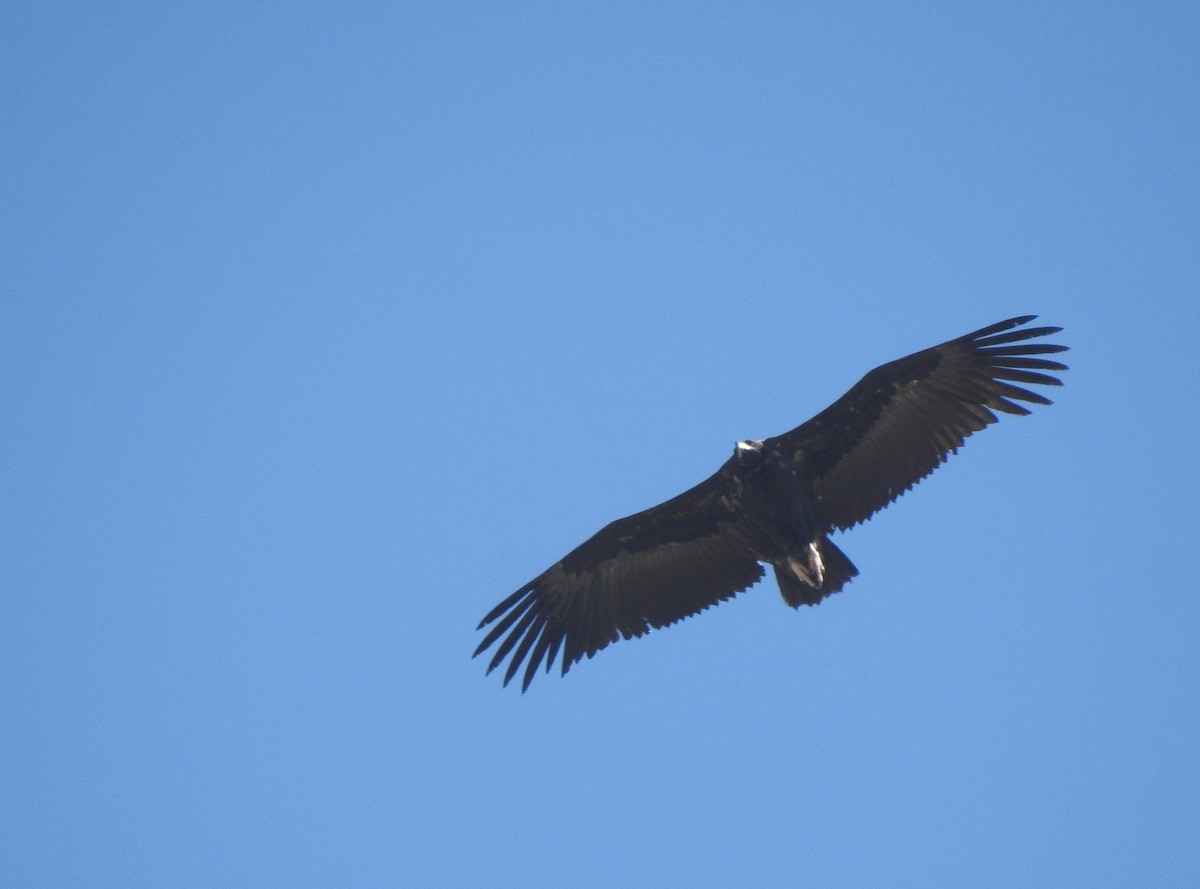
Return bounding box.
[774,538,859,608]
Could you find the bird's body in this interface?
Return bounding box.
[475,316,1068,690]
[729,438,854,604]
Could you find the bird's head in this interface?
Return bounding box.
[734,439,766,465]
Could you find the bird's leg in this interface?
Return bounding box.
[787,542,825,589]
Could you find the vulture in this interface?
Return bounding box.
[475,316,1068,690]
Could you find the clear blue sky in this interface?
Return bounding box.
[4,3,1198,887]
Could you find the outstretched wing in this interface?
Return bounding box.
[474,467,764,691]
[771,315,1068,531]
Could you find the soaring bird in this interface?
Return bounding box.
[475,316,1068,690]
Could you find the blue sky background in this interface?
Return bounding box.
[3,3,1198,886]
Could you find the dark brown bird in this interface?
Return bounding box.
[475,316,1068,690]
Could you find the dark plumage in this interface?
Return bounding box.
[475,316,1068,690]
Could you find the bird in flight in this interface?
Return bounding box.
[475,316,1068,691]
